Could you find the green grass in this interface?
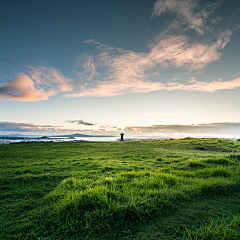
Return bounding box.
[184,214,240,239]
[0,138,240,239]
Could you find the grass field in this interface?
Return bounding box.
[0,138,240,239]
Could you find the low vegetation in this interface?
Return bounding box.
[0,138,240,239]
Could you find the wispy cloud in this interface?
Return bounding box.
[165,76,240,92]
[64,29,232,98]
[65,119,96,126]
[82,39,117,51]
[75,54,98,81]
[149,31,231,69]
[152,0,222,34]
[28,66,73,92]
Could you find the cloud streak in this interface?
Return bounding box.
[124,122,240,137]
[0,121,118,135]
[0,122,63,133]
[65,119,96,126]
[165,76,240,92]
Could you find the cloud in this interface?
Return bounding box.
[82,39,122,51]
[0,122,63,133]
[150,31,231,69]
[65,78,165,97]
[99,125,118,129]
[124,122,240,137]
[0,33,234,101]
[65,119,96,126]
[2,121,240,138]
[165,76,240,92]
[152,0,221,34]
[64,1,234,98]
[28,66,73,92]
[0,67,73,102]
[0,121,105,135]
[75,54,98,81]
[98,128,106,132]
[0,73,57,102]
[66,121,117,129]
[2,29,231,101]
[64,31,235,98]
[0,0,236,101]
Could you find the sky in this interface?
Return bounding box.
[1,0,240,138]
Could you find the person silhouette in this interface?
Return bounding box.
[120,133,124,142]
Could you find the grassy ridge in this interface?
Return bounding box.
[0,138,240,239]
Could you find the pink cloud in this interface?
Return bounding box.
[28,66,73,92]
[64,30,232,98]
[149,32,232,69]
[0,73,57,102]
[0,67,74,102]
[64,78,165,97]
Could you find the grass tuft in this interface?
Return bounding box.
[184,214,240,239]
